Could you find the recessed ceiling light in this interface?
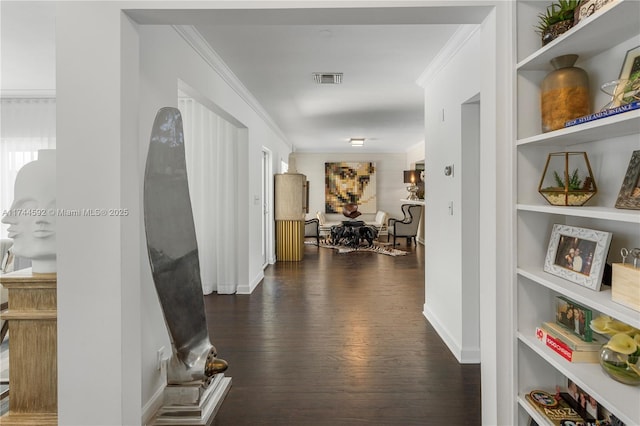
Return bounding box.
[313,72,343,84]
[349,138,365,147]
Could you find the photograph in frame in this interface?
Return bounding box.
[615,150,640,210]
[543,224,612,291]
[555,295,593,342]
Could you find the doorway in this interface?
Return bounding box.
[461,95,481,357]
[262,148,273,268]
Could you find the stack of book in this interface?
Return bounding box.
[535,322,604,363]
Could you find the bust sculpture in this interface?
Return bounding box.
[1,149,56,273]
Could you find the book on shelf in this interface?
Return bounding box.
[535,327,600,363]
[564,101,640,128]
[541,322,604,352]
[525,390,596,426]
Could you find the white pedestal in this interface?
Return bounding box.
[150,374,232,426]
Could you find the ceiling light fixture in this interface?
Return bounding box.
[349,138,365,147]
[313,72,343,84]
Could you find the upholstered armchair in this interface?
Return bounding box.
[304,218,320,245]
[388,204,422,246]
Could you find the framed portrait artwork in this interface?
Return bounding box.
[615,150,640,210]
[324,162,377,214]
[543,224,613,291]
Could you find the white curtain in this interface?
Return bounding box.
[1,98,56,238]
[179,98,238,294]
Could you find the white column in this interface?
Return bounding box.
[56,3,141,424]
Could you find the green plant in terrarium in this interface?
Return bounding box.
[538,152,597,206]
[535,0,579,34]
[553,168,582,190]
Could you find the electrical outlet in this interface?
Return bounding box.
[157,346,165,371]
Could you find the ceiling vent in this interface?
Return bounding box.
[313,72,343,84]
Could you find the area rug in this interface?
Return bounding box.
[306,240,407,257]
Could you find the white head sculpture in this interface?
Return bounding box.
[1,149,56,273]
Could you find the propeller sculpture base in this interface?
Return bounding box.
[150,374,232,426]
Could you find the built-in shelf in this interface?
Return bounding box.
[517,266,640,329]
[518,332,640,426]
[517,0,640,71]
[517,204,640,224]
[516,110,640,147]
[515,1,639,423]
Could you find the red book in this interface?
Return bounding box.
[535,327,599,363]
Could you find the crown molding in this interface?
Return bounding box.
[172,25,291,148]
[416,24,480,88]
[0,89,56,99]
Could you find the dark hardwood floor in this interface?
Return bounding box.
[206,241,481,425]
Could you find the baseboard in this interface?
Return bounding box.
[423,304,480,364]
[142,381,166,426]
[236,271,264,294]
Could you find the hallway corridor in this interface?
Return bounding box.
[206,243,481,425]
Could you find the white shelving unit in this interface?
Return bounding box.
[515,1,640,425]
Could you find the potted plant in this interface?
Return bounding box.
[535,0,580,46]
[538,152,597,206]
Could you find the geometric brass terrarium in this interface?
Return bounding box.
[538,152,597,206]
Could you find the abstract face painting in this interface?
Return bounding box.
[325,162,376,214]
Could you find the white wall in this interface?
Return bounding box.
[422,27,483,364]
[406,141,425,169]
[422,7,515,424]
[294,152,408,222]
[56,4,140,424]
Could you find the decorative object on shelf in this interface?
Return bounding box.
[590,315,640,386]
[538,152,597,206]
[611,247,640,311]
[574,0,620,25]
[599,79,640,112]
[543,224,612,291]
[565,99,640,127]
[555,296,593,341]
[535,0,579,46]
[1,149,56,274]
[325,162,377,214]
[612,46,640,108]
[541,55,591,132]
[403,170,421,201]
[615,150,640,210]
